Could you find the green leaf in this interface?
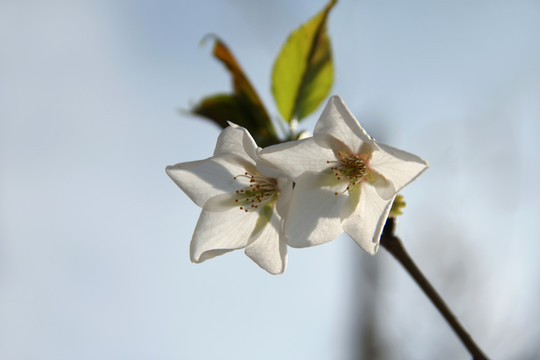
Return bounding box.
[210,37,265,112]
[192,93,277,147]
[191,36,279,147]
[272,0,337,123]
[192,94,243,129]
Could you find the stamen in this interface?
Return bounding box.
[329,151,370,195]
[233,171,278,212]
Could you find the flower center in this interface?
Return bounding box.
[327,151,369,194]
[233,172,278,212]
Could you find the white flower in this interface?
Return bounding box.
[166,124,292,274]
[259,96,429,254]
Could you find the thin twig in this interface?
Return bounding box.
[380,218,489,360]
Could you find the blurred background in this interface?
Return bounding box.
[1,0,539,359]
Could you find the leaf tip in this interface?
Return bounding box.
[198,33,219,48]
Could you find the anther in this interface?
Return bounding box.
[233,170,278,213]
[327,152,369,193]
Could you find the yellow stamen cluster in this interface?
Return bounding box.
[233,172,278,212]
[327,151,369,195]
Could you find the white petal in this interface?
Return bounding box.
[255,151,287,180]
[190,207,259,263]
[369,170,396,200]
[166,153,252,208]
[284,172,347,248]
[370,142,429,193]
[341,182,394,255]
[314,96,376,154]
[203,193,237,211]
[275,176,293,219]
[214,123,259,162]
[245,207,287,275]
[258,138,334,180]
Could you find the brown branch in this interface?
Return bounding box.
[380,218,489,360]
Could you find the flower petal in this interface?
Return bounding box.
[190,207,259,263]
[275,177,293,219]
[255,151,287,180]
[341,182,394,255]
[258,138,334,180]
[369,170,396,200]
[245,207,287,275]
[370,142,429,193]
[283,171,347,248]
[166,153,252,208]
[214,123,259,162]
[203,193,237,211]
[314,95,376,154]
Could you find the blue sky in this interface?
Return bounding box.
[1,1,539,359]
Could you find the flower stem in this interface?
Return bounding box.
[379,218,488,360]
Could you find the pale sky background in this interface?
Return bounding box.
[1,0,539,359]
